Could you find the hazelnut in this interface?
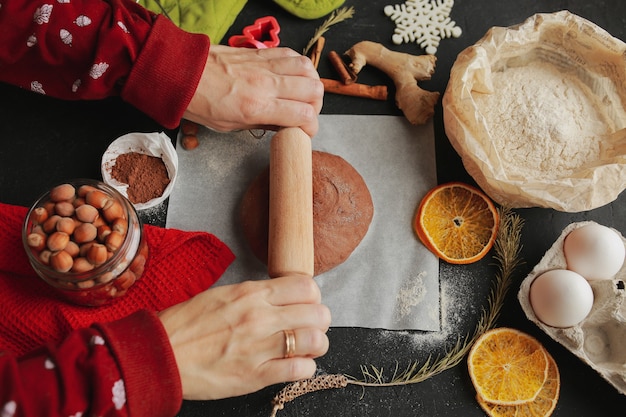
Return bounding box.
[86,243,108,265]
[111,217,127,235]
[76,279,95,289]
[53,278,74,289]
[97,224,112,242]
[75,204,99,223]
[73,222,97,244]
[105,231,125,252]
[42,201,56,216]
[181,135,199,150]
[102,199,124,223]
[49,183,76,202]
[56,217,76,235]
[43,215,61,234]
[31,207,49,224]
[106,285,118,298]
[27,233,46,251]
[129,253,147,276]
[77,184,98,198]
[31,224,46,236]
[47,231,70,252]
[181,120,199,136]
[71,257,94,273]
[85,190,110,209]
[38,250,52,265]
[65,241,80,258]
[50,250,73,273]
[93,215,106,228]
[116,270,137,291]
[96,271,115,284]
[54,201,75,217]
[73,197,86,208]
[78,241,95,257]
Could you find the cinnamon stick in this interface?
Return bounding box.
[308,37,325,70]
[328,50,357,84]
[321,78,388,100]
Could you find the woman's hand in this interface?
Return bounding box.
[184,45,324,138]
[158,275,331,400]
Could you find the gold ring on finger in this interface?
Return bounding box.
[283,329,296,359]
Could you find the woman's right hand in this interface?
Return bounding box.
[183,45,324,138]
[158,275,331,400]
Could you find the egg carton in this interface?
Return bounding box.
[518,221,626,395]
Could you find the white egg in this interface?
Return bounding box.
[563,223,625,281]
[529,269,594,328]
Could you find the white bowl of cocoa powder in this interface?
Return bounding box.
[101,132,178,210]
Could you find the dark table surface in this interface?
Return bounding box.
[2,0,626,416]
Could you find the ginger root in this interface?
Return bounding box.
[345,41,439,125]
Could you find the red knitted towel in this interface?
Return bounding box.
[0,202,235,357]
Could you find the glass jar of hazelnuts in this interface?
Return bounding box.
[22,179,149,306]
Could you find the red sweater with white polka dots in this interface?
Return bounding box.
[0,197,236,417]
[0,310,183,417]
[0,0,210,128]
[0,0,211,415]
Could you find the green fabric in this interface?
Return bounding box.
[272,0,345,19]
[139,0,248,43]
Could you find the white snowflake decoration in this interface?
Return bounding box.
[384,0,462,54]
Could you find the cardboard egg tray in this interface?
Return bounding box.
[518,221,626,395]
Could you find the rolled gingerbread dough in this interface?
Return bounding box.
[240,150,374,276]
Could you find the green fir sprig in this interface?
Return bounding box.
[353,206,524,385]
[302,6,355,55]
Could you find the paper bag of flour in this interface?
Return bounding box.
[442,11,626,212]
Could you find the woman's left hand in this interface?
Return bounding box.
[158,275,331,400]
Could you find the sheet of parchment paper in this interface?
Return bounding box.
[165,115,439,331]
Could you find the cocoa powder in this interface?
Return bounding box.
[111,152,170,204]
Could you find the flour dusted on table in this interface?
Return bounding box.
[472,60,611,179]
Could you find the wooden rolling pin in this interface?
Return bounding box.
[267,127,314,279]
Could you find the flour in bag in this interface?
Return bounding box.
[472,60,612,179]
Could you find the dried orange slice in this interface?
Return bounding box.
[413,182,499,264]
[476,349,560,417]
[468,328,549,405]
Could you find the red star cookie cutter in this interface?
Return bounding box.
[228,16,281,49]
